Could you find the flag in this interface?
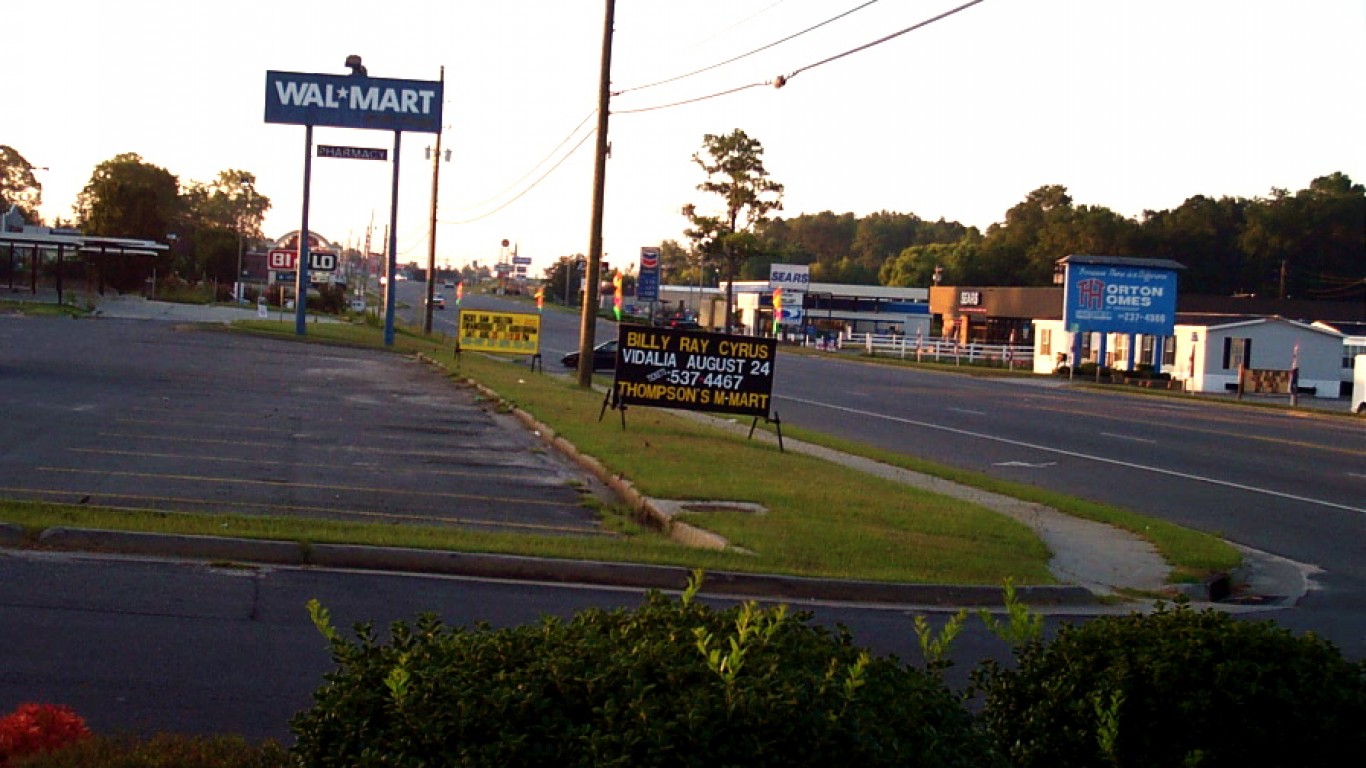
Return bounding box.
[612,271,623,321]
[771,286,783,334]
[535,285,544,312]
[456,282,463,305]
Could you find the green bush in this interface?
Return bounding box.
[291,584,998,768]
[974,604,1366,767]
[8,734,289,767]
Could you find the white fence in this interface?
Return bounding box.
[857,333,1033,368]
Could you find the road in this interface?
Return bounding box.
[2,289,1362,742]
[767,353,1364,649]
[0,548,1013,742]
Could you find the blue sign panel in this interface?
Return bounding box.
[1063,264,1178,335]
[265,71,443,133]
[637,247,661,303]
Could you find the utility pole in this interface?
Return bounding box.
[1278,259,1288,300]
[576,0,615,388]
[424,65,446,335]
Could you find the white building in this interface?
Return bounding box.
[1031,314,1346,396]
[724,281,931,337]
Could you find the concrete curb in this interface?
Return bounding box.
[437,359,722,551]
[39,527,307,565]
[20,526,1097,607]
[0,522,29,548]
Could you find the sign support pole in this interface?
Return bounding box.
[383,130,402,346]
[295,124,313,335]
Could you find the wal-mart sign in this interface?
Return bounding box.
[1063,264,1178,336]
[264,71,443,133]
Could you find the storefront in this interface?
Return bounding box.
[928,285,1061,345]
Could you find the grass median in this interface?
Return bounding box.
[2,316,1239,586]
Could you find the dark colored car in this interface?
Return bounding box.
[663,314,700,330]
[560,339,618,371]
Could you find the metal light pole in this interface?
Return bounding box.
[234,188,253,303]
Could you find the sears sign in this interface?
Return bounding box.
[1063,263,1178,336]
[265,71,443,134]
[769,263,810,292]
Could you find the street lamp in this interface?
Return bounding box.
[235,188,254,303]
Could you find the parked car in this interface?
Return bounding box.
[430,294,446,310]
[561,340,618,371]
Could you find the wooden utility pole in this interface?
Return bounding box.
[577,0,615,388]
[424,65,445,335]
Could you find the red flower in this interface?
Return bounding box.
[0,703,91,764]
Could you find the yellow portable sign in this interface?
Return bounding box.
[457,310,541,354]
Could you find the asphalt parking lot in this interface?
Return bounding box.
[0,314,611,536]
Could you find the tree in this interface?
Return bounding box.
[880,234,985,287]
[1137,194,1248,295]
[543,254,586,306]
[0,145,43,224]
[976,186,1139,285]
[1238,173,1365,300]
[72,153,182,292]
[182,170,270,236]
[180,170,272,282]
[75,153,180,240]
[656,239,700,285]
[684,129,784,330]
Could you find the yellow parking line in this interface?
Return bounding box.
[66,448,532,481]
[92,432,543,463]
[36,467,582,508]
[115,418,291,435]
[70,448,281,466]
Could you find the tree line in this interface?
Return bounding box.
[2,145,270,293]
[652,129,1361,302]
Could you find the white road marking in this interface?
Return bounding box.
[777,394,1365,514]
[950,407,987,416]
[1100,432,1157,444]
[993,461,1057,468]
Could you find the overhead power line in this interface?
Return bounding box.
[689,0,789,51]
[455,109,597,211]
[614,0,985,114]
[613,0,881,96]
[439,128,597,226]
[780,0,985,84]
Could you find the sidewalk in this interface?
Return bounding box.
[91,294,333,324]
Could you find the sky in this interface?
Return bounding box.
[7,0,1364,278]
